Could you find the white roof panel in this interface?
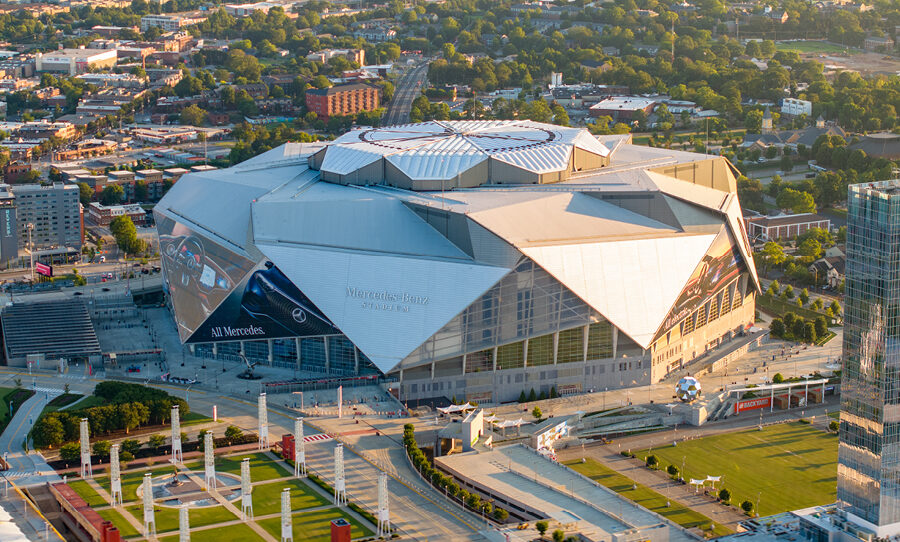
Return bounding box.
[258,243,509,372]
[522,233,717,348]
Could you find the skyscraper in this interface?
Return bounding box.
[838,180,900,536]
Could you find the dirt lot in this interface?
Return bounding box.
[815,51,900,76]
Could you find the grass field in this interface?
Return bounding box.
[217,452,291,481]
[565,459,731,537]
[68,479,107,507]
[638,422,838,516]
[124,503,236,532]
[258,507,375,541]
[252,478,331,516]
[96,508,140,538]
[775,41,852,54]
[157,523,261,542]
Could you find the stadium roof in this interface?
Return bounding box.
[155,121,759,373]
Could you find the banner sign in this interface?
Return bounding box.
[35,262,52,277]
[735,397,771,413]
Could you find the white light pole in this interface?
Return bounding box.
[241,458,253,520]
[294,417,306,477]
[204,431,215,490]
[258,392,269,450]
[334,444,346,506]
[79,418,91,478]
[377,471,390,537]
[171,405,182,463]
[110,443,122,506]
[281,488,292,542]
[142,473,156,537]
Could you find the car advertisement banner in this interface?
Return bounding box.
[186,259,340,343]
[157,215,257,342]
[660,228,744,333]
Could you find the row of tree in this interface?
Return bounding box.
[770,312,828,343]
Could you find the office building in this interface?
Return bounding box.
[155,121,759,402]
[87,202,147,227]
[781,97,813,117]
[838,180,900,537]
[140,13,207,32]
[305,83,379,121]
[12,183,81,252]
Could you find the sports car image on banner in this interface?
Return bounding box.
[157,215,257,342]
[187,259,340,343]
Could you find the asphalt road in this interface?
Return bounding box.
[0,388,63,487]
[383,63,430,126]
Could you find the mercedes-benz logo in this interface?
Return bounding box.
[291,308,307,323]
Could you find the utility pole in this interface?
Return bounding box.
[26,223,34,282]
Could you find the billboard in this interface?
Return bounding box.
[187,259,339,343]
[158,215,340,343]
[35,262,52,277]
[661,228,744,332]
[735,397,771,414]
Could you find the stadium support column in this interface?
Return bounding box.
[295,417,306,476]
[338,386,342,419]
[179,503,189,542]
[258,392,269,449]
[553,332,559,365]
[171,405,182,463]
[241,458,253,520]
[377,471,390,537]
[612,327,618,358]
[80,418,91,478]
[142,473,156,537]
[204,431,216,490]
[295,338,302,368]
[110,443,122,506]
[281,488,292,542]
[334,443,347,506]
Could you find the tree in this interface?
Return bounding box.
[815,316,828,338]
[93,440,111,458]
[553,530,566,542]
[667,464,680,478]
[528,388,537,402]
[759,242,785,273]
[770,318,785,337]
[77,182,93,206]
[110,215,144,255]
[134,180,149,202]
[719,488,731,503]
[100,184,124,205]
[741,500,754,513]
[646,454,658,468]
[829,300,842,316]
[799,288,810,306]
[532,406,542,420]
[798,238,822,262]
[829,420,840,432]
[773,373,784,384]
[783,285,794,299]
[180,104,207,126]
[225,425,243,444]
[149,434,165,450]
[536,520,549,538]
[121,438,140,456]
[493,508,509,522]
[311,75,331,89]
[34,415,64,447]
[780,154,793,172]
[518,390,527,403]
[803,321,817,343]
[60,442,80,462]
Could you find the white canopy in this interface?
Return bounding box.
[483,414,499,423]
[437,402,476,414]
[689,479,705,486]
[495,418,526,428]
[706,476,722,483]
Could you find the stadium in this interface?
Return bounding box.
[154,120,759,403]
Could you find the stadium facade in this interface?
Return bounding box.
[154,121,759,403]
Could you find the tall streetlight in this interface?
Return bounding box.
[26,223,34,282]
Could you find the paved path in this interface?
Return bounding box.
[0,390,62,487]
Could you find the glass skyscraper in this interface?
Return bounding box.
[838,180,900,535]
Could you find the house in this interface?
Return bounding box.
[808,256,845,288]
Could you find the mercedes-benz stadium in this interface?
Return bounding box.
[154,120,760,403]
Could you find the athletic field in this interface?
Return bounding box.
[775,41,851,54]
[638,421,837,517]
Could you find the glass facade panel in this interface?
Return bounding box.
[527,335,553,366]
[300,337,327,373]
[328,336,356,375]
[273,339,297,365]
[586,321,613,360]
[838,182,900,527]
[465,349,493,373]
[402,257,600,368]
[557,327,585,363]
[496,342,524,370]
[244,340,268,362]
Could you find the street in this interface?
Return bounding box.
[383,63,429,126]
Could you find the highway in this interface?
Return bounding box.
[383,62,430,126]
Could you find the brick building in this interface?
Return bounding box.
[744,213,831,241]
[87,202,148,227]
[305,83,380,121]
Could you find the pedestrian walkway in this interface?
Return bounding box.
[0,391,62,487]
[304,433,332,443]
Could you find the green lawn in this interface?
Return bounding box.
[251,478,330,516]
[96,508,141,538]
[257,507,374,541]
[217,452,291,481]
[157,523,260,542]
[69,395,106,410]
[565,459,731,537]
[182,411,213,426]
[67,479,108,508]
[637,422,838,516]
[124,503,236,533]
[775,40,852,54]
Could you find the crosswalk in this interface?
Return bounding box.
[33,387,64,395]
[1,470,37,480]
[303,433,332,443]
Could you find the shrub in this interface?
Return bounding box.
[553,530,566,542]
[224,425,243,444]
[772,373,784,384]
[667,464,679,477]
[60,442,80,462]
[120,438,140,456]
[92,440,111,458]
[532,406,542,419]
[536,520,549,537]
[829,420,840,432]
[518,390,527,403]
[493,507,509,522]
[645,454,658,468]
[741,500,754,513]
[719,488,731,503]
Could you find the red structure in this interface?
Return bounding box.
[282,434,295,461]
[50,482,120,542]
[305,83,380,121]
[331,518,352,542]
